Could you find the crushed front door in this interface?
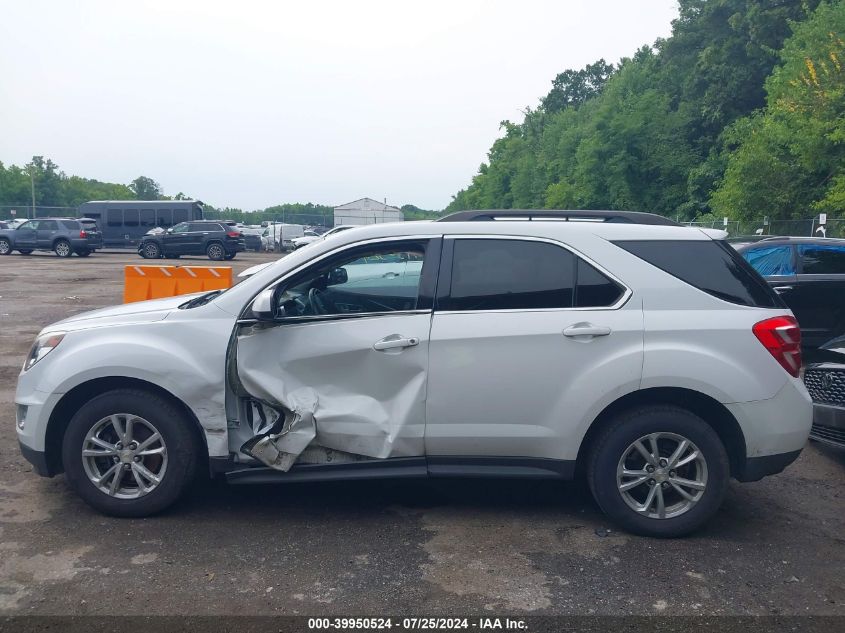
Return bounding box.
[234,238,439,471]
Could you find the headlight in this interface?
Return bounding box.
[23,332,65,371]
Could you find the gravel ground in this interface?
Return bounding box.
[0,250,843,617]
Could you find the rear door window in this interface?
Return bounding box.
[575,259,624,307]
[798,244,845,274]
[615,240,782,308]
[442,239,576,311]
[38,220,58,231]
[61,220,79,230]
[741,245,796,276]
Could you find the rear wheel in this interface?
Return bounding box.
[61,389,201,517]
[587,406,729,538]
[0,238,10,255]
[141,241,161,259]
[54,239,72,258]
[206,242,225,261]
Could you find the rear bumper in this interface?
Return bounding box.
[735,449,802,482]
[810,403,845,449]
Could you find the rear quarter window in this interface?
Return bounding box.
[614,239,783,308]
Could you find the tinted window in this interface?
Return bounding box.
[171,223,190,234]
[140,209,155,227]
[19,221,38,230]
[124,209,139,227]
[799,244,845,274]
[575,259,624,307]
[156,210,173,227]
[276,242,428,317]
[38,220,58,231]
[443,239,575,311]
[80,219,98,230]
[107,209,122,227]
[615,240,781,308]
[741,245,795,276]
[60,220,79,230]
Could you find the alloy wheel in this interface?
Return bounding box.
[55,241,71,257]
[81,413,168,499]
[616,431,708,519]
[0,240,9,255]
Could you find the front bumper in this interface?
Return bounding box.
[810,403,845,449]
[18,441,53,477]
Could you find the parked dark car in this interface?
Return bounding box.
[734,237,845,349]
[0,217,103,257]
[803,337,845,449]
[137,220,245,261]
[0,221,9,230]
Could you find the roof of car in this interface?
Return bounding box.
[437,209,680,226]
[733,236,845,249]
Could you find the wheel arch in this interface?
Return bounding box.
[575,387,747,479]
[44,376,209,477]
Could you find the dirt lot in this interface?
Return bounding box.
[0,250,843,616]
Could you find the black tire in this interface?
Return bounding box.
[224,253,236,260]
[76,249,91,257]
[54,239,73,258]
[206,242,225,261]
[18,250,33,255]
[0,238,10,255]
[587,405,729,538]
[61,389,201,517]
[140,241,161,259]
[166,254,181,259]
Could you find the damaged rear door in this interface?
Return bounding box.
[233,237,441,471]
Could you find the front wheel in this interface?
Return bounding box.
[54,240,72,258]
[587,406,729,538]
[0,238,10,255]
[61,389,201,517]
[206,242,225,261]
[140,241,161,259]
[224,253,236,260]
[18,249,33,255]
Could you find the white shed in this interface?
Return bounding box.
[333,198,404,226]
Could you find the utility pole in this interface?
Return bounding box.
[28,166,36,218]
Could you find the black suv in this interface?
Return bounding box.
[138,220,245,261]
[733,237,845,349]
[0,217,103,257]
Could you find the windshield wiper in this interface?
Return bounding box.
[179,290,223,309]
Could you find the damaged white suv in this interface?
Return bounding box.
[15,210,812,537]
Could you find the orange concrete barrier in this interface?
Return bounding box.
[124,265,232,303]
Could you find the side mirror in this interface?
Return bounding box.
[251,287,277,320]
[327,267,348,286]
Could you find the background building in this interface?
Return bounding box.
[333,197,403,226]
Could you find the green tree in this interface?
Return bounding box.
[129,176,163,200]
[712,1,845,221]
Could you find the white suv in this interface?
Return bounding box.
[15,210,811,537]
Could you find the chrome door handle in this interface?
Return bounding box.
[373,335,420,351]
[563,324,612,338]
[773,286,793,294]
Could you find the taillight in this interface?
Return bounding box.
[226,231,240,238]
[752,316,801,377]
[79,230,87,238]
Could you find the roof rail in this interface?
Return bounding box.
[436,209,680,226]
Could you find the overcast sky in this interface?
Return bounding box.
[1,1,679,210]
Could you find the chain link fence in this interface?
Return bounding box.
[678,218,845,238]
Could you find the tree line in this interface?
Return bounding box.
[0,160,440,224]
[447,0,845,225]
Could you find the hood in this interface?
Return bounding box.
[46,293,203,332]
[237,261,274,278]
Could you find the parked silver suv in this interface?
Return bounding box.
[15,211,811,536]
